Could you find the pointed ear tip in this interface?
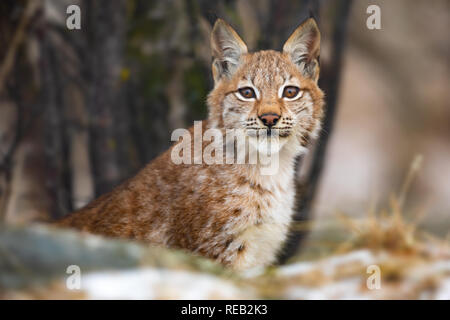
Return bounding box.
[212,19,220,30]
[305,17,319,28]
[212,19,234,37]
[213,18,229,29]
[301,18,321,39]
[211,19,248,53]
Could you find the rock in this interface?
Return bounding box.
[0,224,241,297]
[1,224,449,299]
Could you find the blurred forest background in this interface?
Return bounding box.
[0,0,449,258]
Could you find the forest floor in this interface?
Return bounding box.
[0,197,449,299]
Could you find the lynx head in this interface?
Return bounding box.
[207,18,324,155]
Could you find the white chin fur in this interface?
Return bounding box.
[248,136,288,155]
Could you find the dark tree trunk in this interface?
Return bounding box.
[40,33,72,219]
[278,0,353,263]
[85,0,128,196]
[260,0,319,50]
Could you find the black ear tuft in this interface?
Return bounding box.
[205,11,218,26]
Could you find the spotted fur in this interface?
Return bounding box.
[57,18,324,270]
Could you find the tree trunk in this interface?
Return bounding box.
[85,0,128,196]
[278,0,353,263]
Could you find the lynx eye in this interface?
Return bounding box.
[282,86,301,99]
[237,87,256,100]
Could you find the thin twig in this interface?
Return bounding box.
[398,154,423,209]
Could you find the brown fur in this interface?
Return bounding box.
[56,18,324,270]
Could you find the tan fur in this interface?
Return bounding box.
[56,18,324,270]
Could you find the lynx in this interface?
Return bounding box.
[57,18,324,270]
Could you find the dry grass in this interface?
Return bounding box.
[335,197,423,254]
[273,154,450,299]
[332,154,449,256]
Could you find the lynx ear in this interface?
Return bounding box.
[211,19,248,83]
[283,18,321,81]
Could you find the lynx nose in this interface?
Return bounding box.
[259,113,280,128]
